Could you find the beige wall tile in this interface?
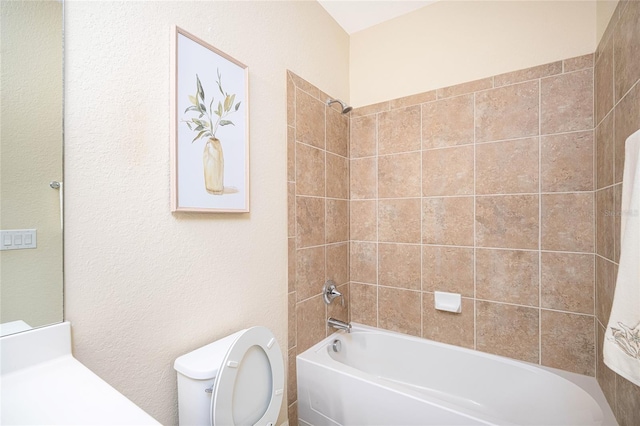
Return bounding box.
[614,184,622,263]
[596,256,616,325]
[597,324,617,410]
[423,146,474,196]
[287,73,295,127]
[476,138,539,194]
[296,196,325,248]
[563,54,594,72]
[378,106,421,155]
[615,374,640,426]
[476,249,539,306]
[327,243,349,286]
[437,77,493,99]
[326,153,349,200]
[475,81,539,143]
[378,199,421,243]
[350,200,377,242]
[288,402,298,426]
[614,82,640,184]
[595,36,614,125]
[350,101,389,118]
[596,187,615,260]
[288,347,297,405]
[378,287,421,337]
[541,131,594,192]
[541,252,594,314]
[350,157,377,199]
[326,199,349,244]
[541,193,594,252]
[541,69,594,134]
[287,126,295,182]
[295,142,324,197]
[288,293,296,349]
[295,295,326,353]
[350,115,376,158]
[596,113,614,190]
[422,246,474,297]
[541,310,595,376]
[296,246,325,302]
[350,241,377,284]
[476,195,539,249]
[494,61,562,87]
[476,301,540,363]
[423,197,474,246]
[295,89,325,149]
[326,107,348,157]
[390,90,436,109]
[378,152,421,198]
[378,243,421,290]
[423,294,474,349]
[339,53,608,384]
[613,0,640,102]
[289,72,321,100]
[350,283,377,327]
[422,94,474,149]
[288,182,296,237]
[288,237,296,293]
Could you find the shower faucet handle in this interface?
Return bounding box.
[322,280,344,307]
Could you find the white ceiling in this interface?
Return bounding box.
[318,0,438,34]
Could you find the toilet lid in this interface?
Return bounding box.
[211,326,284,426]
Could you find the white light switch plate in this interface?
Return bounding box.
[0,229,37,250]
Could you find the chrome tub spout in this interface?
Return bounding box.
[328,317,351,333]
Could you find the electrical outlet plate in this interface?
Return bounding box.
[0,229,37,250]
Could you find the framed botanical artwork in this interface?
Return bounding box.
[170,26,249,213]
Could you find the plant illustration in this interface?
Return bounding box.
[183,68,241,142]
[610,321,640,359]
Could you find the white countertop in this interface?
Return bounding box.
[1,322,159,425]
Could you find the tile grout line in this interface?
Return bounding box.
[292,83,298,363]
[348,111,352,325]
[324,101,328,339]
[593,58,599,379]
[375,112,380,329]
[420,103,424,339]
[538,77,543,365]
[473,91,478,350]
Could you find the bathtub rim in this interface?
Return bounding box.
[297,322,617,426]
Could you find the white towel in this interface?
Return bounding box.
[604,128,640,387]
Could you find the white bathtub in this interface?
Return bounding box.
[297,323,616,426]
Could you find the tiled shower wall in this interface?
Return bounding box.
[594,1,640,425]
[286,71,350,423]
[348,55,598,375]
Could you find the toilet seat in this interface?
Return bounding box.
[210,326,284,426]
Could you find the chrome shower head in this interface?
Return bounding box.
[326,98,352,114]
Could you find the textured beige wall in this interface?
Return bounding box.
[350,0,598,107]
[597,0,619,43]
[64,2,348,424]
[0,0,63,328]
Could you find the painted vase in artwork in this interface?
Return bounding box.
[184,69,241,196]
[203,137,224,194]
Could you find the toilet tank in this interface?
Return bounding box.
[174,330,244,425]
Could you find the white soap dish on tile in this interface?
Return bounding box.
[434,291,462,313]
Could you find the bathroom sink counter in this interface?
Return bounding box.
[1,322,159,425]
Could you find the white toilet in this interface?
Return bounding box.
[174,326,284,426]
